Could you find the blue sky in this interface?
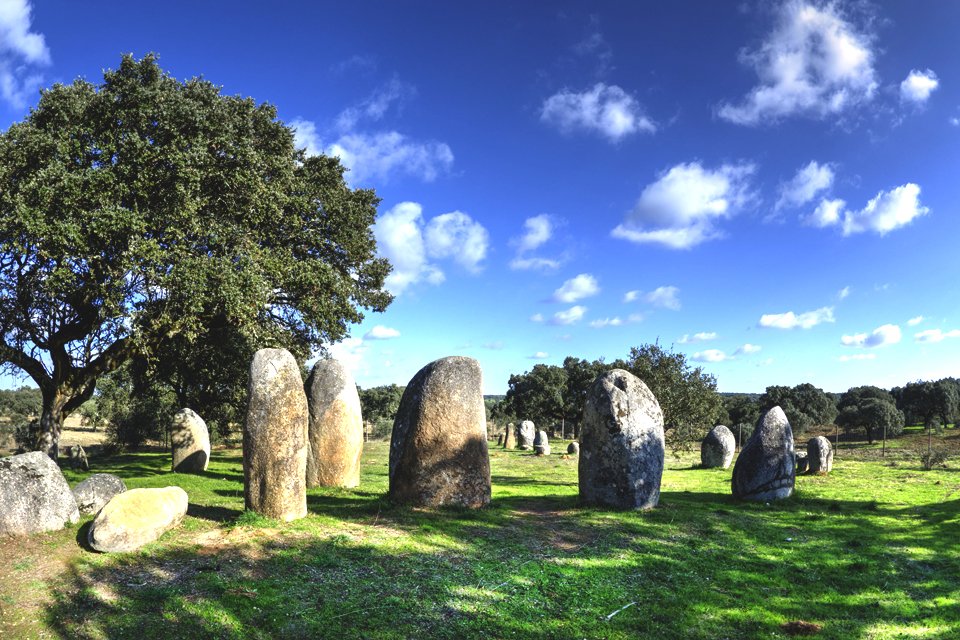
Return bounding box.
[2,1,959,394]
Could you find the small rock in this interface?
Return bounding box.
[567,441,580,455]
[807,436,833,474]
[88,487,188,553]
[72,474,127,516]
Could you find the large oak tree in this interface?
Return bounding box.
[0,55,392,457]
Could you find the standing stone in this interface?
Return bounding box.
[517,420,536,450]
[807,436,833,474]
[67,445,90,471]
[0,451,79,535]
[171,408,210,473]
[496,434,503,446]
[701,425,736,469]
[795,451,809,475]
[244,348,308,521]
[533,430,551,456]
[88,487,188,553]
[579,369,665,510]
[389,356,490,508]
[305,359,364,488]
[73,473,127,516]
[567,441,580,455]
[503,425,517,449]
[731,406,795,501]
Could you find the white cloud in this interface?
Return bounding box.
[551,306,587,325]
[529,351,550,360]
[482,341,504,350]
[678,332,717,344]
[838,286,851,300]
[553,273,600,303]
[290,118,324,156]
[951,117,960,127]
[839,353,876,362]
[541,83,655,141]
[841,323,902,348]
[374,202,488,295]
[510,215,562,271]
[530,313,544,323]
[735,343,763,355]
[0,0,50,109]
[328,132,453,186]
[325,337,367,374]
[645,286,681,311]
[900,69,939,104]
[915,329,960,343]
[718,1,877,125]
[693,349,730,363]
[806,184,929,236]
[759,306,835,329]
[335,77,413,131]
[623,290,639,303]
[363,325,400,340]
[907,316,924,326]
[777,161,834,210]
[590,317,623,329]
[612,162,755,249]
[424,211,489,273]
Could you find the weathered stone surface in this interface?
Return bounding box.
[0,451,79,536]
[67,445,89,471]
[504,425,517,449]
[795,452,809,475]
[389,356,490,508]
[88,487,188,552]
[807,436,833,474]
[244,348,308,521]
[579,369,665,510]
[517,420,536,450]
[567,441,580,455]
[701,425,736,469]
[73,473,127,516]
[305,359,364,488]
[496,434,503,446]
[533,430,551,456]
[171,408,210,473]
[731,406,795,501]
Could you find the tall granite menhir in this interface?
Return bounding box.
[171,408,210,473]
[389,356,491,508]
[305,359,364,488]
[732,406,795,501]
[579,369,665,510]
[244,348,308,521]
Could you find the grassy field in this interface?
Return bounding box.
[1,438,958,639]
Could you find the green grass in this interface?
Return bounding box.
[2,441,959,639]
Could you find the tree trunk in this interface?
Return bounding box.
[36,393,69,461]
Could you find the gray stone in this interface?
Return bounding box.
[807,436,833,474]
[88,486,188,552]
[795,451,809,475]
[305,359,364,488]
[73,473,127,516]
[244,348,308,521]
[731,406,795,501]
[0,451,79,535]
[567,441,580,455]
[503,425,517,449]
[517,420,536,450]
[496,434,503,446]
[67,445,89,471]
[533,430,551,456]
[389,356,490,508]
[171,408,210,473]
[701,425,736,469]
[579,369,665,510]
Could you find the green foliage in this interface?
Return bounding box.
[893,379,960,429]
[0,54,392,454]
[358,384,405,440]
[721,394,759,444]
[918,447,949,470]
[835,386,904,444]
[96,361,179,449]
[759,383,837,433]
[505,363,568,430]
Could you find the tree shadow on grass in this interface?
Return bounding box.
[188,503,243,523]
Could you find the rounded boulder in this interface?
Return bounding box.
[533,430,551,456]
[171,408,210,473]
[73,473,127,516]
[88,486,188,553]
[807,436,833,474]
[0,451,79,535]
[305,359,364,488]
[701,425,736,469]
[579,369,665,510]
[389,356,490,508]
[517,420,536,450]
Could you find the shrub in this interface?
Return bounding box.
[919,448,949,470]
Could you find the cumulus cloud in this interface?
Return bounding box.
[759,306,835,329]
[424,211,489,273]
[841,324,902,348]
[612,162,755,249]
[806,183,929,236]
[0,0,49,109]
[678,332,717,344]
[374,202,488,295]
[541,83,655,141]
[328,132,453,185]
[735,343,763,355]
[290,118,324,156]
[718,1,877,125]
[590,315,642,329]
[510,214,562,271]
[482,341,504,350]
[623,290,639,303]
[693,349,730,363]
[552,273,600,303]
[907,316,924,326]
[900,69,939,104]
[551,306,587,325]
[336,77,414,131]
[915,329,960,343]
[839,353,876,362]
[777,161,835,210]
[644,286,681,311]
[529,351,550,360]
[325,337,367,374]
[363,325,400,340]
